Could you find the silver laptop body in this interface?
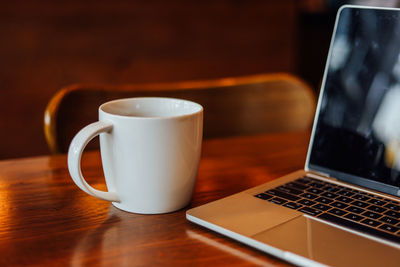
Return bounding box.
[187,5,400,266]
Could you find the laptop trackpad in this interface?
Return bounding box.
[252,215,400,267]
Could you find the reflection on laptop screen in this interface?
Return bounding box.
[309,7,400,194]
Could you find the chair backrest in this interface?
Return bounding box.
[44,73,316,154]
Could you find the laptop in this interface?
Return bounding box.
[186,5,400,267]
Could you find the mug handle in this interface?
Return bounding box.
[68,121,120,202]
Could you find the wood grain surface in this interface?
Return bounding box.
[0,132,309,266]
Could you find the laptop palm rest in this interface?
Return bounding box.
[252,215,400,267]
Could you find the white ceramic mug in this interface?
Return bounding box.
[67,97,203,214]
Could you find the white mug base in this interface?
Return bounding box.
[111,201,190,214]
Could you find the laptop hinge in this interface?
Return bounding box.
[306,170,332,180]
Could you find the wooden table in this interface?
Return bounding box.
[0,132,309,266]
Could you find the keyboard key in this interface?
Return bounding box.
[322,186,341,193]
[283,202,303,210]
[379,216,400,226]
[384,203,400,211]
[328,208,348,216]
[361,218,382,227]
[351,200,370,208]
[276,186,303,196]
[362,211,382,219]
[300,192,318,199]
[315,197,334,204]
[295,177,312,184]
[384,210,400,219]
[285,182,309,191]
[352,194,371,202]
[368,199,388,206]
[336,196,353,203]
[310,182,324,188]
[265,189,300,201]
[379,224,400,233]
[367,205,387,213]
[312,203,331,211]
[345,206,364,214]
[321,192,339,199]
[254,193,273,200]
[344,213,364,221]
[337,190,355,197]
[298,207,322,216]
[318,213,400,243]
[306,188,324,195]
[268,197,287,205]
[331,201,349,209]
[324,181,336,186]
[298,199,316,206]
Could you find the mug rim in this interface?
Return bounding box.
[99,97,203,119]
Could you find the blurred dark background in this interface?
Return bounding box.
[0,0,393,159]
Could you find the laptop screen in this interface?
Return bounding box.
[308,6,400,196]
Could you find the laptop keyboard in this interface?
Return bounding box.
[254,176,400,244]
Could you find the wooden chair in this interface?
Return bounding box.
[44,73,316,154]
